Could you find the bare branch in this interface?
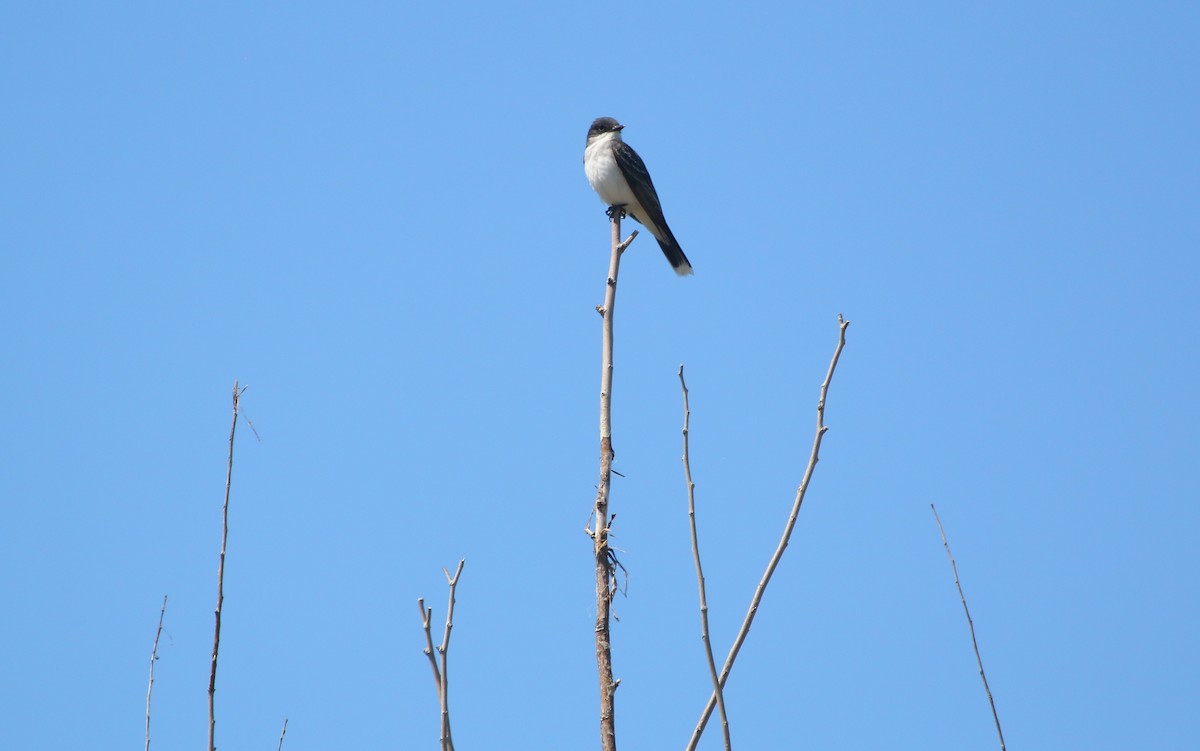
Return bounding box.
[931,504,1007,751]
[145,594,167,751]
[276,718,288,751]
[678,366,731,751]
[438,560,465,751]
[209,380,242,751]
[687,315,850,750]
[419,561,465,751]
[591,211,636,751]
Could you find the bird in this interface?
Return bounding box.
[583,117,693,276]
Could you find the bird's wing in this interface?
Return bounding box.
[613,141,669,235]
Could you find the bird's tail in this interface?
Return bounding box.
[657,232,693,276]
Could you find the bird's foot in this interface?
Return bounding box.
[605,205,628,220]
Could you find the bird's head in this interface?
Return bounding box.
[587,117,625,142]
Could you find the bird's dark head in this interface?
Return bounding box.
[587,117,625,140]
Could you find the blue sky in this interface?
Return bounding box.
[2,2,1197,749]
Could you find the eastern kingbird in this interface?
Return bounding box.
[583,117,693,276]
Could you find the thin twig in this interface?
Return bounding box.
[418,598,440,688]
[687,315,850,751]
[678,366,731,751]
[931,504,1007,751]
[145,594,167,751]
[209,381,242,751]
[590,212,636,751]
[276,718,288,751]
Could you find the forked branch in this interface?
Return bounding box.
[418,559,466,751]
[687,315,850,750]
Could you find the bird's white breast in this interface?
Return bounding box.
[584,134,636,208]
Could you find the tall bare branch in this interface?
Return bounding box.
[145,594,167,751]
[931,504,1006,751]
[209,381,242,751]
[587,212,637,751]
[687,315,850,750]
[678,366,731,750]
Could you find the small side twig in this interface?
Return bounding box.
[418,560,466,751]
[276,718,288,751]
[209,380,243,751]
[687,314,850,751]
[145,594,168,751]
[678,366,731,751]
[418,599,440,690]
[931,504,1007,751]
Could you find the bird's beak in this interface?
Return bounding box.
[614,124,625,131]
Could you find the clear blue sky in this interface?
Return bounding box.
[2,3,1197,749]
